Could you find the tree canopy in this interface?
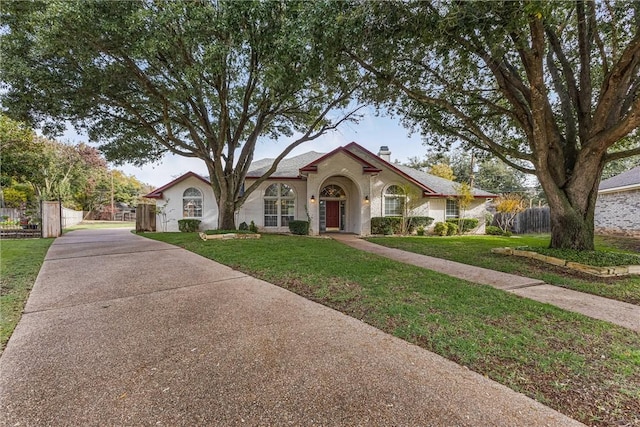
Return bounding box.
[0,0,362,229]
[343,0,640,249]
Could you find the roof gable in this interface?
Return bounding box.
[298,145,382,174]
[145,171,210,199]
[342,142,495,198]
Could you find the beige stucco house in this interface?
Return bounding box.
[145,143,494,235]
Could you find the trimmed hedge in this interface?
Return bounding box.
[433,222,448,236]
[446,218,479,233]
[371,216,434,235]
[178,219,201,232]
[485,225,503,235]
[288,220,309,235]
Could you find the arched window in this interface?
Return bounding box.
[264,183,295,227]
[183,188,203,218]
[384,185,405,216]
[320,184,346,198]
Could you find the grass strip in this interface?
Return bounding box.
[143,232,640,427]
[367,235,640,305]
[0,238,53,353]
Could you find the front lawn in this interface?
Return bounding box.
[367,234,640,305]
[143,232,640,427]
[0,238,53,353]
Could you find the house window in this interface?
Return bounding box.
[384,185,405,216]
[183,187,203,218]
[264,183,295,227]
[446,199,459,219]
[320,184,346,198]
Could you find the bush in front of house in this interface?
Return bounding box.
[371,216,435,235]
[485,225,503,235]
[406,216,434,232]
[446,218,479,233]
[288,220,309,235]
[433,222,448,236]
[371,217,403,235]
[238,222,249,231]
[446,221,458,235]
[178,219,201,232]
[249,221,258,233]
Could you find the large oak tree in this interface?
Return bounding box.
[1,0,361,229]
[343,0,640,250]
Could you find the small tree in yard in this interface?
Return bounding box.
[495,194,526,234]
[454,182,474,234]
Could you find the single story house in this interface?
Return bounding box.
[595,165,640,236]
[145,142,494,235]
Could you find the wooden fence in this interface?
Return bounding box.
[494,207,550,234]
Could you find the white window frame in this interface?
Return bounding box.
[182,187,203,218]
[446,199,459,219]
[384,185,406,216]
[264,183,296,227]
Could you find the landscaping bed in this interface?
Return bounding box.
[491,247,640,277]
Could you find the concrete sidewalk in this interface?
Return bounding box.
[332,234,640,332]
[0,228,583,426]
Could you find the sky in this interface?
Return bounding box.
[63,108,429,189]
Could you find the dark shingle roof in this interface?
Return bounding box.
[599,166,640,191]
[395,164,495,197]
[246,151,325,178]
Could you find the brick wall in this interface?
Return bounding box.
[595,189,640,235]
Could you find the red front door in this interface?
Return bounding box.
[326,201,340,228]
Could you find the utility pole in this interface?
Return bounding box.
[469,152,475,188]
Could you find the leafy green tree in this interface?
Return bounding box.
[1,0,361,229]
[0,115,43,188]
[345,1,640,250]
[428,163,456,181]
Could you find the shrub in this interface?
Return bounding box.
[249,221,258,233]
[446,218,479,233]
[485,225,503,235]
[371,217,403,235]
[371,216,434,235]
[416,226,425,236]
[406,216,434,232]
[238,221,248,231]
[446,222,458,235]
[288,220,309,235]
[178,219,201,232]
[433,222,448,236]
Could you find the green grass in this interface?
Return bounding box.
[142,232,640,426]
[0,238,53,353]
[367,234,640,305]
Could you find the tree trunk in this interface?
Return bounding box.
[538,159,602,251]
[548,199,595,250]
[217,193,236,230]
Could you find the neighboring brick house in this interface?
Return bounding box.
[595,165,640,236]
[146,142,494,234]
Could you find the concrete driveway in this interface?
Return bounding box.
[0,229,583,426]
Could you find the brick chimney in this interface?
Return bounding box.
[378,146,391,162]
